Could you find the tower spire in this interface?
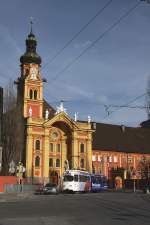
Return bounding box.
[20,18,42,65]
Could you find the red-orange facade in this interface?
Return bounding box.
[92,150,150,179]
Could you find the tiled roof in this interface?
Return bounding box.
[43,99,56,119]
[92,122,150,154]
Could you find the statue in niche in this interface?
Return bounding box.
[29,106,32,117]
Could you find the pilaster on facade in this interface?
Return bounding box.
[61,137,67,176]
[25,133,33,180]
[71,131,79,170]
[43,129,49,182]
[86,132,93,173]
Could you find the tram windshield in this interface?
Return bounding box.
[64,175,79,182]
[64,175,73,182]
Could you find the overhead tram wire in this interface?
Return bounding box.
[107,105,149,109]
[49,0,141,84]
[46,92,148,123]
[47,92,148,111]
[103,92,147,119]
[42,0,113,70]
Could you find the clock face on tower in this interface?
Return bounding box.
[30,67,37,80]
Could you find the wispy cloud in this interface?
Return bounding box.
[45,81,95,100]
[0,25,22,56]
[102,108,147,127]
[74,40,92,49]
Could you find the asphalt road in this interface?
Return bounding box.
[0,192,150,225]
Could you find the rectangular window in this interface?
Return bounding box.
[98,156,101,162]
[114,156,118,163]
[80,143,84,153]
[128,157,133,163]
[50,143,53,152]
[109,156,113,162]
[49,158,53,167]
[56,143,61,152]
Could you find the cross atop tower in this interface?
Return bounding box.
[30,17,33,34]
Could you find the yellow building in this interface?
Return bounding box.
[16,28,93,184]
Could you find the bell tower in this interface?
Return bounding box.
[17,21,43,119]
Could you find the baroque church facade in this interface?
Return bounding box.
[16,29,93,184]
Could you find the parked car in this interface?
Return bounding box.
[35,183,59,195]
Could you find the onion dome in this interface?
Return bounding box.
[20,23,41,64]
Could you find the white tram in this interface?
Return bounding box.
[62,170,91,192]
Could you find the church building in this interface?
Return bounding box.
[16,28,93,184]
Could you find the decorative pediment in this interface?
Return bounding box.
[43,112,79,130]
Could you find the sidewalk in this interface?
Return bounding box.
[0,191,34,202]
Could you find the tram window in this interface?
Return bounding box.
[95,177,100,184]
[79,175,87,182]
[87,176,90,181]
[91,176,96,184]
[74,175,78,182]
[64,175,73,182]
[99,177,102,184]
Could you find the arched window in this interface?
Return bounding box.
[80,143,84,153]
[56,144,61,152]
[50,143,53,152]
[56,159,60,167]
[80,159,84,169]
[49,158,53,167]
[29,89,33,99]
[34,90,37,100]
[35,140,40,150]
[25,68,29,76]
[35,156,40,167]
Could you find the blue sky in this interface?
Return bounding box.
[0,0,150,127]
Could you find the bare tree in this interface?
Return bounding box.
[1,80,25,175]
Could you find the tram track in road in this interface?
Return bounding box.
[0,192,150,225]
[86,193,150,223]
[58,192,150,223]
